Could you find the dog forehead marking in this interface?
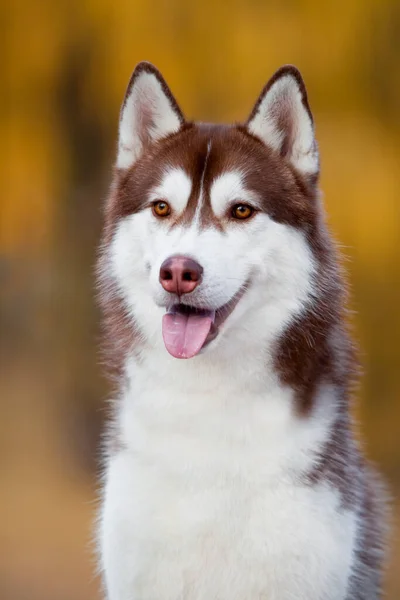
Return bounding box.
[193,140,212,227]
[150,167,192,214]
[210,170,254,217]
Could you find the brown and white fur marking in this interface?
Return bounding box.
[97,62,386,599]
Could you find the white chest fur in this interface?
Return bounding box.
[99,354,357,600]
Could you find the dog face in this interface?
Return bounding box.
[102,63,321,360]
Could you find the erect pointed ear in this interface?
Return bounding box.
[117,62,185,169]
[246,66,319,179]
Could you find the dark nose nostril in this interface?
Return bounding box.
[183,270,196,282]
[161,268,173,281]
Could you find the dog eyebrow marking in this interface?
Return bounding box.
[210,170,258,218]
[150,168,192,214]
[193,140,212,227]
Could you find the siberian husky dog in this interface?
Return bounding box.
[97,62,386,599]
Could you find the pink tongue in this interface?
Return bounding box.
[162,310,214,359]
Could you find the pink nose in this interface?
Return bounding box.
[159,256,203,296]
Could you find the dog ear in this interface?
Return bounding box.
[117,62,185,169]
[246,66,319,179]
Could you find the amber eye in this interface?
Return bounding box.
[152,200,171,218]
[231,204,254,220]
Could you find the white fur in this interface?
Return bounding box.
[149,168,192,215]
[100,381,356,600]
[248,74,319,175]
[99,170,357,599]
[210,170,261,217]
[117,71,181,169]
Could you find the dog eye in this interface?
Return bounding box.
[231,204,254,220]
[152,200,171,218]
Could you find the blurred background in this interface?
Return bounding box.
[1,1,399,598]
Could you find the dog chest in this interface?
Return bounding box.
[100,385,356,600]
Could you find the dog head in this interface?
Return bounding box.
[101,62,322,362]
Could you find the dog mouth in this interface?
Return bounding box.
[161,284,247,359]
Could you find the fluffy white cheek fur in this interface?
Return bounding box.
[110,210,315,351]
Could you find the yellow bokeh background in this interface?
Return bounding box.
[1,1,399,598]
